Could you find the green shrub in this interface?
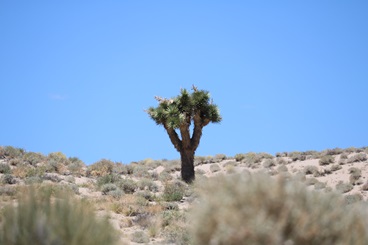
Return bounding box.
[191,174,368,245]
[137,178,159,192]
[118,178,138,194]
[159,170,173,182]
[319,155,335,165]
[97,174,121,187]
[0,187,118,245]
[24,176,43,185]
[234,153,245,162]
[163,180,186,202]
[23,152,46,166]
[1,174,16,184]
[100,183,118,195]
[0,163,11,174]
[330,164,342,172]
[89,159,114,176]
[67,157,86,176]
[3,146,25,158]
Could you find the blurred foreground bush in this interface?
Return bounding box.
[191,173,368,245]
[0,186,119,245]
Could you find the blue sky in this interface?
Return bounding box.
[1,1,367,165]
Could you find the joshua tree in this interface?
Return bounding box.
[146,85,222,183]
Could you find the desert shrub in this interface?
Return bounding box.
[100,183,118,195]
[132,164,150,178]
[214,154,227,161]
[303,165,318,175]
[118,178,138,194]
[340,153,349,159]
[344,147,358,153]
[263,159,275,168]
[112,162,127,174]
[338,159,347,165]
[137,178,159,192]
[349,167,361,175]
[0,186,17,196]
[163,220,192,245]
[288,151,306,161]
[24,176,43,185]
[3,146,25,158]
[108,189,124,199]
[89,159,114,176]
[191,173,368,245]
[48,152,69,164]
[42,173,61,183]
[111,194,148,216]
[243,152,263,166]
[325,148,344,155]
[347,153,367,163]
[349,167,362,185]
[135,190,155,201]
[336,181,354,193]
[330,164,342,172]
[12,164,44,178]
[0,187,118,245]
[209,163,221,173]
[0,146,4,157]
[1,174,16,185]
[159,170,173,182]
[23,152,46,166]
[46,153,70,174]
[234,153,245,162]
[319,155,335,165]
[67,157,86,176]
[97,173,121,187]
[194,156,207,165]
[362,181,368,191]
[0,163,11,174]
[279,152,290,157]
[276,157,287,165]
[9,158,22,166]
[163,180,186,202]
[131,231,150,243]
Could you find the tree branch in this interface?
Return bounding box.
[164,124,182,152]
[191,113,203,151]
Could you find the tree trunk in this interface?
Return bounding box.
[180,149,195,183]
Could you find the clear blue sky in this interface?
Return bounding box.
[1,1,367,165]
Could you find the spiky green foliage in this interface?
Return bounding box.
[146,87,221,130]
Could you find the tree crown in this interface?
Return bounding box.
[146,86,222,129]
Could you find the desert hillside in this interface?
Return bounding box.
[0,146,368,244]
